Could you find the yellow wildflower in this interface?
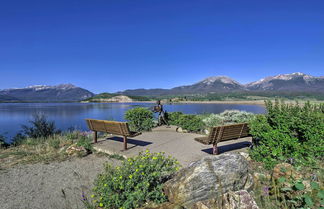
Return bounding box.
[99,202,104,207]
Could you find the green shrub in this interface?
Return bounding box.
[91,150,180,209]
[21,114,60,139]
[201,110,255,128]
[0,134,8,148]
[254,170,324,209]
[219,110,255,123]
[202,114,224,127]
[177,114,204,132]
[11,133,26,146]
[275,177,324,209]
[48,137,61,149]
[249,100,324,168]
[125,107,154,132]
[167,111,184,126]
[167,111,204,132]
[76,135,93,152]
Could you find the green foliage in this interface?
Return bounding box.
[201,113,223,127]
[202,110,255,128]
[177,114,204,132]
[167,112,204,132]
[11,133,26,146]
[91,150,180,209]
[273,177,324,208]
[76,135,93,152]
[0,134,8,148]
[167,110,253,133]
[21,114,60,139]
[125,107,154,132]
[249,100,324,168]
[167,111,184,126]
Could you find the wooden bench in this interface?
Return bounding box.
[85,119,141,150]
[195,123,250,155]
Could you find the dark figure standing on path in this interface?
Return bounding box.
[153,100,169,126]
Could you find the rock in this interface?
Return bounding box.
[176,127,183,133]
[139,202,184,209]
[189,190,259,209]
[163,153,253,208]
[176,127,188,133]
[222,190,259,209]
[204,129,210,135]
[239,152,251,161]
[272,163,301,180]
[66,144,88,156]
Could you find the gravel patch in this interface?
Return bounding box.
[0,154,120,209]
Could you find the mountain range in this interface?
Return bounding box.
[118,72,324,96]
[0,84,94,102]
[0,73,323,102]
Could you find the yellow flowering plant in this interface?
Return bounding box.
[91,150,180,209]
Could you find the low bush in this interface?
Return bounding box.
[21,114,60,139]
[249,100,324,168]
[167,110,254,133]
[76,135,93,152]
[253,165,324,209]
[91,150,180,209]
[202,110,255,128]
[275,177,324,208]
[220,110,255,123]
[202,114,223,127]
[125,107,154,132]
[177,114,205,132]
[0,134,8,148]
[166,111,184,126]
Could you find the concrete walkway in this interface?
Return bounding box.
[93,126,252,166]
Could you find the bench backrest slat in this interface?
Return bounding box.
[85,119,131,136]
[212,123,250,144]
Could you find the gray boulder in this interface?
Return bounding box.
[163,153,253,208]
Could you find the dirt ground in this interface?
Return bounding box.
[0,154,120,209]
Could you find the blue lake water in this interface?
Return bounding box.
[0,102,265,143]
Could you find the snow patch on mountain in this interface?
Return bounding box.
[199,76,241,86]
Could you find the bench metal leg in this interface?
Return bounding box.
[93,131,97,143]
[123,136,127,150]
[213,144,218,155]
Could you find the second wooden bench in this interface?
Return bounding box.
[195,123,250,154]
[85,119,142,150]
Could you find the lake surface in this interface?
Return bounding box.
[0,103,265,143]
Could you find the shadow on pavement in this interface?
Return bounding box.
[201,141,251,154]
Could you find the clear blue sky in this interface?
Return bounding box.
[1,0,323,93]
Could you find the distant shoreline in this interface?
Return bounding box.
[170,100,323,106]
[1,100,323,106]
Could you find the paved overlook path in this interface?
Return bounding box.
[93,125,252,166]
